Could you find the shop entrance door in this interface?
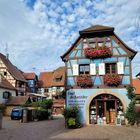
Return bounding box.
[97,100,105,118]
[96,100,116,124]
[89,94,123,124]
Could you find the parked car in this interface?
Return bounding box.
[11,107,23,120]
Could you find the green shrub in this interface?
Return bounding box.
[39,99,53,109]
[33,108,49,121]
[63,106,81,128]
[63,106,79,118]
[68,118,76,126]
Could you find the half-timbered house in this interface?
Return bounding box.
[61,25,137,125]
[0,53,26,96]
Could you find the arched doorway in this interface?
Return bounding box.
[89,94,124,124]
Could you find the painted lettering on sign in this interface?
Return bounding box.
[67,91,88,109]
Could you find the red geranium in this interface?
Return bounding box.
[103,74,121,87]
[84,46,112,58]
[77,75,93,88]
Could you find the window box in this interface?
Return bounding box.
[77,75,93,88]
[84,47,112,58]
[103,74,121,87]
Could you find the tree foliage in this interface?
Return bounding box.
[126,86,136,125]
[127,86,135,101]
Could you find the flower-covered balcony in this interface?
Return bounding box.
[84,46,112,59]
[103,74,122,87]
[77,75,93,88]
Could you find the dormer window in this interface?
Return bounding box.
[55,78,62,82]
[79,64,90,75]
[105,63,116,74]
[54,74,62,82]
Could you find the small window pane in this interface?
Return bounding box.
[105,63,116,74]
[79,64,89,75]
[112,64,116,73]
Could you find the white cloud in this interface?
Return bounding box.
[0,0,139,77]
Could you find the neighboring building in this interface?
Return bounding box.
[38,72,53,96]
[39,67,65,99]
[133,78,140,94]
[0,53,26,96]
[23,72,38,93]
[0,74,16,104]
[132,78,140,111]
[5,96,31,116]
[61,25,137,125]
[53,99,65,115]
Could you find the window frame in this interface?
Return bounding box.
[79,64,90,75]
[105,63,117,74]
[3,91,11,99]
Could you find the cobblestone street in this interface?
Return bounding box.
[0,116,140,140]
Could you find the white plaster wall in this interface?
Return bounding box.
[0,88,16,104]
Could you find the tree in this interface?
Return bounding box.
[126,85,136,125]
[127,86,135,101]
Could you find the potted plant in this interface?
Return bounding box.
[84,46,112,58]
[63,106,81,129]
[77,75,93,88]
[103,74,121,87]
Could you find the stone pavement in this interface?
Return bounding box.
[0,116,140,140]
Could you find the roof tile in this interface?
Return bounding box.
[39,66,65,88]
[0,53,26,82]
[132,78,140,94]
[6,96,30,105]
[23,72,36,80]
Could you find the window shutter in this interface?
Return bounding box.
[117,62,124,74]
[90,63,96,75]
[99,63,105,75]
[72,64,79,76]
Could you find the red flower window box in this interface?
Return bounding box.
[77,75,93,88]
[103,74,121,87]
[84,47,112,58]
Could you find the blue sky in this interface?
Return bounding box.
[0,0,140,77]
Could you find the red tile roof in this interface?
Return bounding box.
[52,67,65,87]
[39,66,65,88]
[132,78,140,94]
[23,72,36,80]
[6,96,30,105]
[0,53,26,82]
[0,75,16,90]
[39,72,53,88]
